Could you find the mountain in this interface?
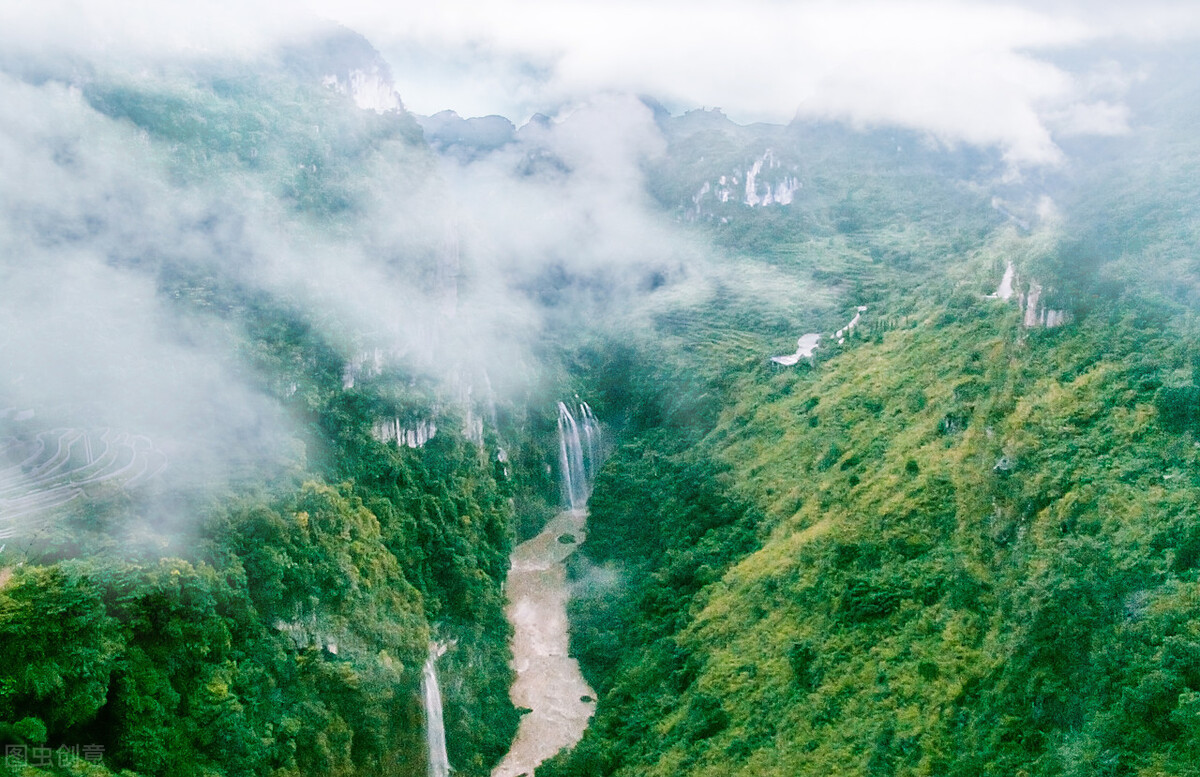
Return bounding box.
[2,17,1200,777]
[0,27,528,777]
[534,49,1200,777]
[417,111,517,161]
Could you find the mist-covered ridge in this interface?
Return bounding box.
[2,10,1200,777]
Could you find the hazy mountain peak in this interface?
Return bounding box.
[417,110,516,158]
[280,24,406,114]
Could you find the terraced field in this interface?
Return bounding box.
[0,426,167,538]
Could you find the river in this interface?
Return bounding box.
[492,509,596,777]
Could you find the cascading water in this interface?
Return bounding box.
[579,402,600,481]
[422,643,450,777]
[557,401,602,510]
[493,401,603,777]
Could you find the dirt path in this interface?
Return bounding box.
[492,509,596,777]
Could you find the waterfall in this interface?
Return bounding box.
[422,644,450,777]
[579,402,600,482]
[557,401,602,510]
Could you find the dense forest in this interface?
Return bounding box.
[0,271,533,777]
[548,293,1200,776]
[3,18,1200,777]
[0,34,549,777]
[540,81,1200,774]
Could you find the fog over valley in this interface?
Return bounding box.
[2,4,1200,777]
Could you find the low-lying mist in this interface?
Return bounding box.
[0,33,733,552]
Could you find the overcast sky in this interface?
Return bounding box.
[4,1,1200,164]
[318,0,1200,165]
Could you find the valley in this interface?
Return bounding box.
[493,509,596,777]
[1,10,1200,777]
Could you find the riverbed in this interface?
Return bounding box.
[492,509,596,777]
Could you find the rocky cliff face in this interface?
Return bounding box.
[989,262,1070,328]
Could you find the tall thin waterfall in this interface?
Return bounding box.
[422,644,450,777]
[557,401,602,510]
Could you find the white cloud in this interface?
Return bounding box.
[3,0,1199,165]
[317,0,1200,165]
[0,0,322,59]
[1045,100,1131,137]
[0,74,296,490]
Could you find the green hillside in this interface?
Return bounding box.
[539,75,1200,772]
[544,231,1200,776]
[3,20,1200,777]
[0,39,533,777]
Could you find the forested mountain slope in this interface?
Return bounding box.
[544,70,1200,775]
[0,29,544,777]
[555,293,1200,776]
[2,17,1199,777]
